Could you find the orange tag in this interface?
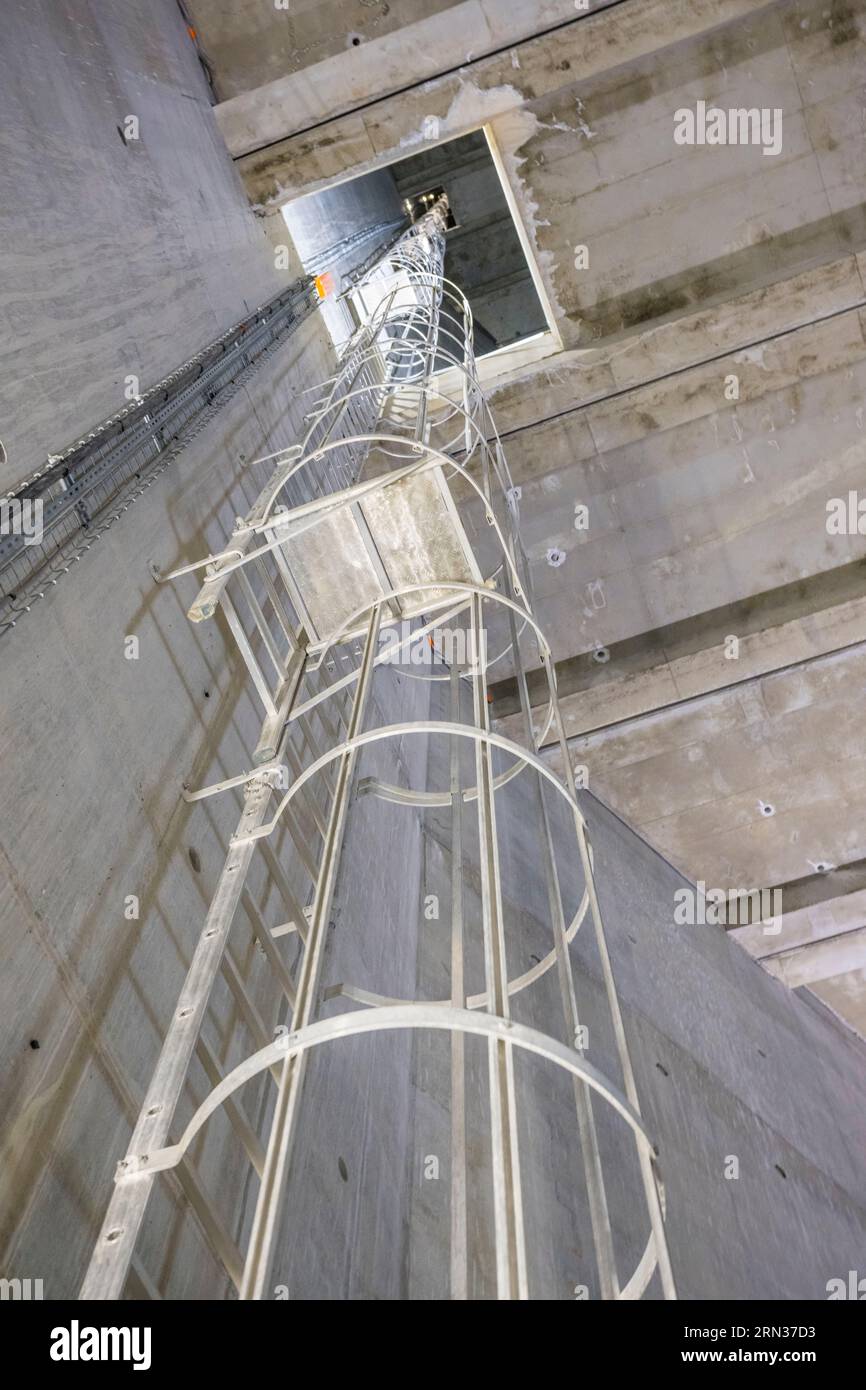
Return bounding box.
[314,272,335,299]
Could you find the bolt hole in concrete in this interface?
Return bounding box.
[592,646,610,664]
[188,846,202,873]
[338,1157,349,1182]
[760,802,775,817]
[29,1039,39,1050]
[203,689,210,698]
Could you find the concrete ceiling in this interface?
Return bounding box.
[184,0,469,100]
[189,0,866,1036]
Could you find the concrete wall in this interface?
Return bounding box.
[0,311,336,1298]
[407,683,866,1298]
[509,0,866,348]
[270,663,432,1299]
[281,167,405,347]
[283,169,403,271]
[0,0,297,488]
[204,0,591,142]
[480,302,866,669]
[186,0,468,100]
[482,271,866,1035]
[0,1,339,1296]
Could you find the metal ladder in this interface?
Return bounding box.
[81,199,676,1301]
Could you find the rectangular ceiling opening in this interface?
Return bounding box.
[282,129,550,360]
